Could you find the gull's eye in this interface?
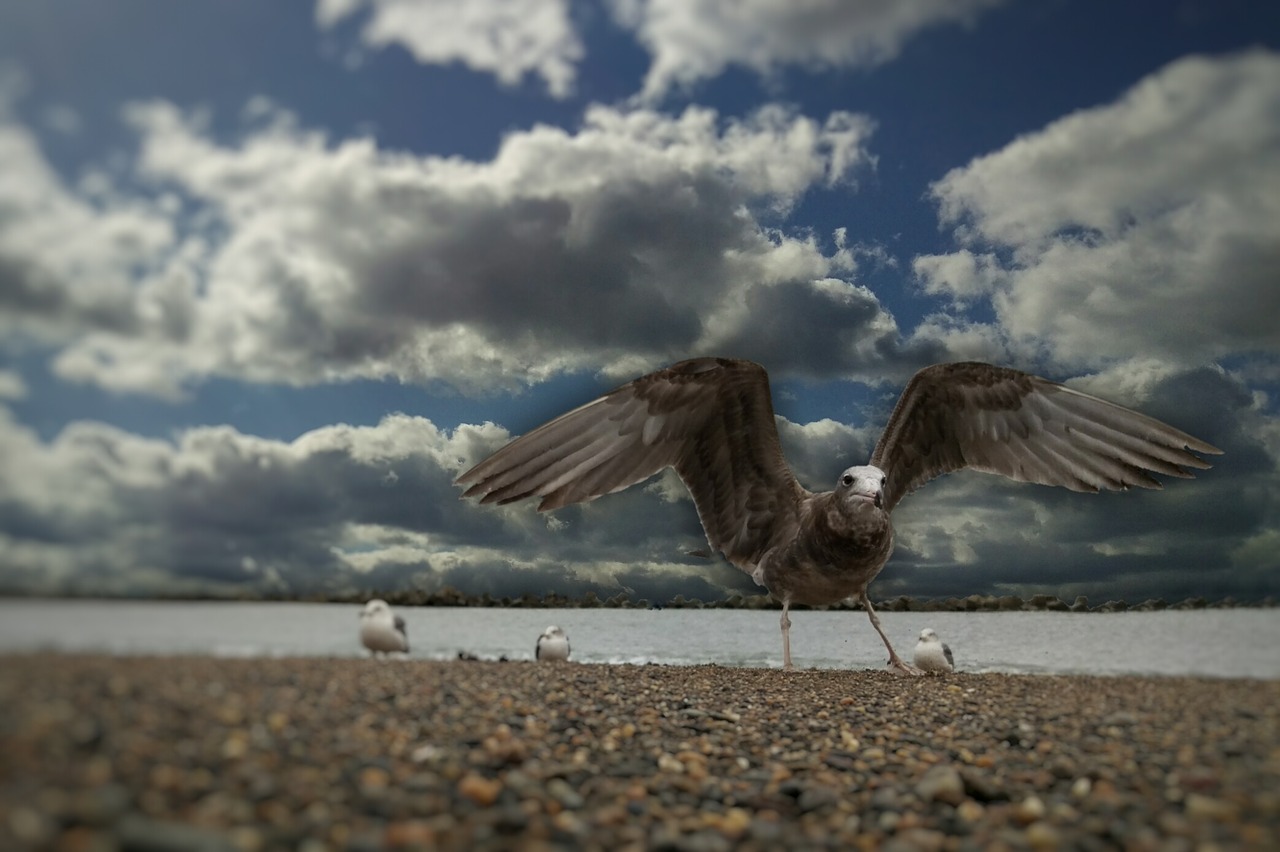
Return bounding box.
[840,473,854,487]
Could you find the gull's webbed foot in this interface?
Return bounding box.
[886,655,925,676]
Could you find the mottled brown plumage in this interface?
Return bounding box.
[456,357,1221,671]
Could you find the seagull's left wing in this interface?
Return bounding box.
[455,357,808,573]
[871,362,1222,511]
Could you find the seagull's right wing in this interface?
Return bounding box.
[456,357,808,573]
[871,362,1222,511]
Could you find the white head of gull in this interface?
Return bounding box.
[536,625,571,661]
[457,358,1221,673]
[913,628,955,673]
[359,598,409,655]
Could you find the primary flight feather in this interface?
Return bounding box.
[457,357,1220,671]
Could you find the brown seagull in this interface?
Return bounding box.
[456,358,1221,672]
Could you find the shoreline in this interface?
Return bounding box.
[2,590,1274,614]
[2,655,1277,850]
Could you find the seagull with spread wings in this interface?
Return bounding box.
[457,358,1220,673]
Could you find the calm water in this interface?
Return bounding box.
[0,599,1276,679]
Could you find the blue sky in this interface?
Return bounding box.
[1,0,1277,604]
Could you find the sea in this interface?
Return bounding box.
[0,599,1276,679]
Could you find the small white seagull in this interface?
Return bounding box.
[359,599,409,655]
[913,628,955,673]
[536,625,571,661]
[457,358,1220,674]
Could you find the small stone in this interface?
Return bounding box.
[1025,821,1061,850]
[718,807,751,839]
[457,773,503,807]
[7,807,53,845]
[546,778,584,810]
[221,729,250,760]
[493,805,529,835]
[915,764,965,805]
[551,811,587,839]
[383,821,435,848]
[357,766,391,793]
[115,815,240,852]
[797,787,838,812]
[883,828,946,852]
[959,767,1005,802]
[955,800,985,823]
[1184,793,1240,821]
[1013,795,1046,825]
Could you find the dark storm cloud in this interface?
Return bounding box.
[5,99,871,396]
[713,278,946,380]
[338,176,743,352]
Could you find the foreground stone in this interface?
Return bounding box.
[1,655,1276,850]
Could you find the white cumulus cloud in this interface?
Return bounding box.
[918,50,1280,371]
[612,0,1006,101]
[316,0,584,98]
[2,96,893,397]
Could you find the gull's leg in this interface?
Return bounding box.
[780,600,794,671]
[860,591,922,675]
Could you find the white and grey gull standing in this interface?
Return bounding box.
[359,598,409,655]
[456,358,1220,673]
[913,628,955,674]
[536,625,571,661]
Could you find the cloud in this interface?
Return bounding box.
[0,109,178,350]
[315,0,584,98]
[0,402,762,601]
[4,360,1267,602]
[0,408,491,596]
[917,50,1280,371]
[0,370,27,401]
[1,96,895,397]
[612,0,1006,101]
[312,0,1008,103]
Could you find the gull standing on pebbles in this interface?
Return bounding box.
[913,628,955,673]
[359,599,409,655]
[536,625,571,661]
[457,357,1220,673]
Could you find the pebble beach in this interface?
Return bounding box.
[2,655,1277,851]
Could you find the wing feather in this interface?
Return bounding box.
[872,362,1221,511]
[457,357,808,572]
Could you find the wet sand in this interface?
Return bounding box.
[2,655,1277,850]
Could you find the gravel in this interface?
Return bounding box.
[2,654,1276,850]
